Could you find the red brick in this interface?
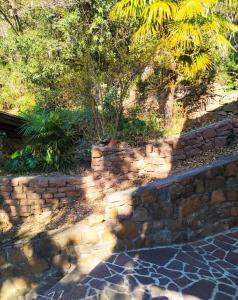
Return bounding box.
[211,190,226,204]
[13,186,23,193]
[54,193,66,198]
[42,193,53,199]
[11,193,27,200]
[231,207,238,217]
[0,178,11,186]
[66,177,82,185]
[29,178,49,187]
[11,178,19,186]
[49,178,66,187]
[30,187,46,193]
[27,193,41,200]
[66,191,79,197]
[58,186,75,193]
[0,186,12,192]
[91,146,103,158]
[46,188,58,193]
[19,198,29,205]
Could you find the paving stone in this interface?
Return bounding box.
[37,228,238,300]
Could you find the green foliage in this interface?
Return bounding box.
[215,52,238,91]
[111,0,238,82]
[7,147,42,173]
[8,109,90,172]
[119,107,163,145]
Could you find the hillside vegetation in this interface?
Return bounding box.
[0,0,237,173]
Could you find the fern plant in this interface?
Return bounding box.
[15,110,84,171]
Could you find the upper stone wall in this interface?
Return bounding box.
[92,118,238,179]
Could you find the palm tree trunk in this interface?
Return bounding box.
[164,83,175,128]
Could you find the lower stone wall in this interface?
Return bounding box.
[1,155,238,299]
[105,155,238,247]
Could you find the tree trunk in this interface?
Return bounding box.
[163,83,175,128]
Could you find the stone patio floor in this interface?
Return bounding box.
[36,228,238,300]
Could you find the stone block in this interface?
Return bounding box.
[0,186,12,192]
[8,249,27,263]
[181,195,203,217]
[202,128,216,139]
[118,205,133,219]
[215,137,227,147]
[226,191,238,201]
[203,142,214,151]
[49,177,66,187]
[42,193,53,199]
[27,193,41,200]
[226,177,238,191]
[133,207,150,222]
[169,183,185,200]
[80,228,99,244]
[195,179,204,193]
[140,189,156,204]
[30,257,49,273]
[224,162,238,177]
[106,207,118,219]
[54,193,66,198]
[211,190,226,204]
[88,214,104,226]
[116,221,138,239]
[230,207,238,217]
[52,254,71,273]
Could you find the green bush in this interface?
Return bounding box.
[119,107,163,145]
[8,109,92,172]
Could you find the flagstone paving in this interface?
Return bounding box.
[37,227,238,300]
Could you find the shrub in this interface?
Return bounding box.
[8,109,91,172]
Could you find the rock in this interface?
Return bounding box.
[0,278,30,300]
[88,214,104,226]
[133,207,149,222]
[118,205,133,219]
[211,190,226,204]
[29,257,49,273]
[202,128,216,139]
[106,207,118,219]
[181,196,203,217]
[195,179,204,193]
[115,221,138,239]
[226,191,238,201]
[224,163,238,177]
[140,189,155,204]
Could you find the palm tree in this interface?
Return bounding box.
[111,0,238,127]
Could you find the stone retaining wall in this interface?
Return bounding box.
[0,118,237,220]
[92,118,238,178]
[1,154,238,299]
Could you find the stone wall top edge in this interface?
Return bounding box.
[0,174,84,182]
[92,118,233,152]
[138,153,238,192]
